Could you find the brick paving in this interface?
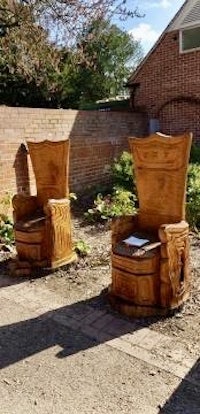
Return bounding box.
[1,276,199,387]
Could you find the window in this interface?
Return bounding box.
[181,26,200,52]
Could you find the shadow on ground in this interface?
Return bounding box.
[0,289,199,413]
[159,358,200,414]
[0,263,200,413]
[0,290,151,370]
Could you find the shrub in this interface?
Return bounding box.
[74,239,91,256]
[85,187,137,222]
[85,151,138,223]
[0,214,14,245]
[186,163,200,229]
[189,143,200,164]
[0,193,12,217]
[112,151,136,193]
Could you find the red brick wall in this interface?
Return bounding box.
[0,106,147,201]
[131,30,200,143]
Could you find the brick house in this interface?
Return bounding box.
[127,0,200,143]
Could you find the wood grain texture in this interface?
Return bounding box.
[110,133,192,316]
[112,215,139,248]
[27,140,69,207]
[112,251,160,275]
[159,221,190,308]
[129,132,192,230]
[12,194,38,221]
[111,268,160,305]
[108,288,178,317]
[12,139,76,270]
[44,198,77,268]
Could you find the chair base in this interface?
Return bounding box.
[49,251,78,269]
[108,285,187,318]
[9,251,77,277]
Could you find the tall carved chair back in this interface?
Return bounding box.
[27,140,69,207]
[129,133,192,230]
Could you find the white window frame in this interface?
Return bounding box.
[180,25,200,53]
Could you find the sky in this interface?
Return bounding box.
[118,0,185,55]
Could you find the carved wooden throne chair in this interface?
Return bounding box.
[13,139,77,269]
[109,132,192,317]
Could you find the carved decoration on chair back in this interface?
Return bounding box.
[129,133,192,229]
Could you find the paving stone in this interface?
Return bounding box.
[153,333,172,349]
[91,313,116,330]
[107,337,197,381]
[81,309,107,326]
[150,338,197,371]
[2,286,64,313]
[0,297,34,325]
[80,325,100,341]
[166,344,197,368]
[104,318,135,337]
[138,329,170,350]
[0,282,24,295]
[182,356,198,369]
[122,328,150,345]
[4,294,39,309]
[52,314,81,330]
[57,305,92,321]
[80,324,113,342]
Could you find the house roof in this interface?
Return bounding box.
[127,0,199,86]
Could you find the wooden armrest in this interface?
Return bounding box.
[48,198,70,204]
[44,198,70,218]
[44,198,72,264]
[112,214,139,248]
[12,194,38,221]
[159,220,190,301]
[159,220,189,243]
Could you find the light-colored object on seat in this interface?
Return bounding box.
[12,139,77,270]
[109,132,192,317]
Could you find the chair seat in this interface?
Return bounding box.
[113,231,161,259]
[14,210,46,232]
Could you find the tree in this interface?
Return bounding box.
[0,21,60,106]
[0,1,62,106]
[0,1,142,44]
[0,1,143,107]
[57,19,143,108]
